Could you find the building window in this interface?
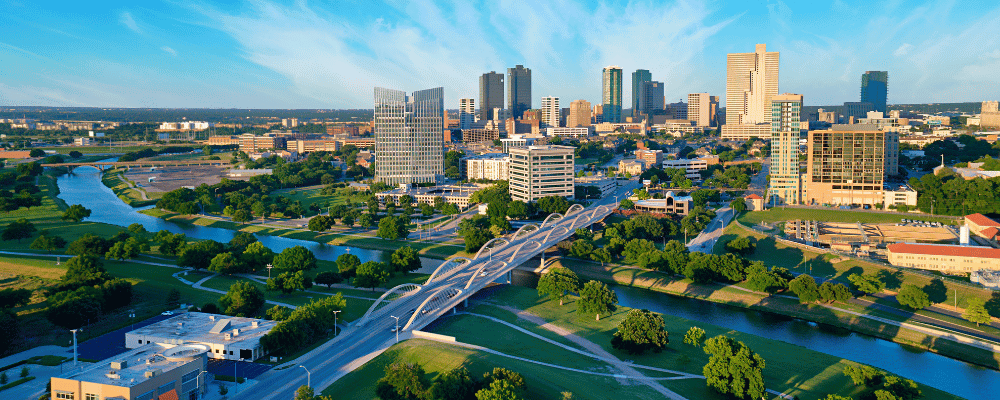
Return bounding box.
[55,393,75,400]
[85,395,99,400]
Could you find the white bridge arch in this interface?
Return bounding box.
[402,286,463,331]
[424,257,473,285]
[474,237,510,260]
[356,283,422,327]
[541,213,564,228]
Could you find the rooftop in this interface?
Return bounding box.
[57,343,204,387]
[745,194,763,200]
[887,243,1000,259]
[128,312,276,346]
[378,184,488,197]
[966,213,1000,227]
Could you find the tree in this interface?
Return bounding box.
[308,215,333,232]
[30,234,67,253]
[218,281,265,317]
[724,237,755,256]
[62,204,92,222]
[577,280,618,321]
[849,273,886,295]
[358,213,375,228]
[241,242,274,272]
[537,267,581,306]
[590,248,612,266]
[232,209,252,224]
[744,263,788,294]
[0,289,31,309]
[177,240,225,270]
[272,246,317,272]
[105,240,139,261]
[208,252,242,275]
[702,335,767,400]
[376,362,430,400]
[268,271,312,294]
[60,255,110,289]
[354,261,390,291]
[463,228,492,253]
[68,150,83,158]
[619,198,634,209]
[789,275,820,303]
[166,288,181,308]
[2,219,35,242]
[390,246,422,274]
[29,149,45,157]
[818,281,851,303]
[377,216,410,240]
[611,309,669,355]
[429,367,477,400]
[568,239,594,258]
[156,232,187,256]
[67,234,111,257]
[314,271,344,287]
[267,305,293,321]
[46,287,103,329]
[0,310,17,355]
[896,284,931,310]
[475,379,524,400]
[683,326,706,347]
[729,198,747,214]
[963,298,992,327]
[336,253,362,278]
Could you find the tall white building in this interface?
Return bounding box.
[541,96,560,129]
[722,44,779,140]
[464,153,510,181]
[687,93,719,127]
[374,87,445,186]
[508,145,575,202]
[768,94,803,205]
[459,98,476,129]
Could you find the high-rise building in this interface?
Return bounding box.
[459,98,476,129]
[844,102,875,122]
[722,44,779,140]
[687,93,719,127]
[567,99,592,128]
[980,101,1000,128]
[768,94,803,205]
[508,145,575,202]
[637,81,664,119]
[507,65,532,119]
[479,72,504,121]
[603,66,623,123]
[631,69,652,118]
[374,87,444,186]
[541,96,560,128]
[592,104,603,124]
[861,71,888,113]
[805,126,887,206]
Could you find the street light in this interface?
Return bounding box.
[70,329,79,366]
[300,365,311,388]
[266,264,273,279]
[390,316,400,343]
[332,310,341,337]
[234,358,244,394]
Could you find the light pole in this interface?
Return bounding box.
[332,310,341,336]
[266,264,273,279]
[488,247,493,263]
[70,329,79,366]
[390,316,400,343]
[197,370,208,395]
[300,365,311,388]
[234,358,244,394]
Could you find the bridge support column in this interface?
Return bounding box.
[452,308,456,315]
[506,270,511,284]
[464,299,468,308]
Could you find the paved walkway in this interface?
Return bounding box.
[116,171,148,200]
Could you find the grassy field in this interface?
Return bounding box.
[270,185,367,211]
[101,168,159,206]
[714,222,995,310]
[324,285,964,400]
[738,207,959,226]
[198,274,376,322]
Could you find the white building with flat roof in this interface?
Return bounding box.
[509,145,575,202]
[125,312,276,361]
[545,127,591,139]
[463,153,510,181]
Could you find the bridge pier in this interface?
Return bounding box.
[464,299,468,308]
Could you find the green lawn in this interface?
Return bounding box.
[198,274,374,322]
[739,208,958,226]
[101,168,158,206]
[270,185,367,211]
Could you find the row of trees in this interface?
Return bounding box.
[375,363,531,400]
[536,267,618,320]
[259,294,345,355]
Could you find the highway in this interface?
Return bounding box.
[237,180,641,400]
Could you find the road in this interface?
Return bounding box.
[686,207,734,253]
[746,159,769,197]
[236,181,641,400]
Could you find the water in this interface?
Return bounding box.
[55,166,438,270]
[613,285,995,400]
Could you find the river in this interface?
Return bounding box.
[614,285,994,400]
[55,166,439,271]
[57,166,994,399]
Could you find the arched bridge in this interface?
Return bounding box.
[42,159,230,171]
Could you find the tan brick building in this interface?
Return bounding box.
[886,243,1000,273]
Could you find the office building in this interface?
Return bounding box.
[722,44,779,140]
[631,69,652,119]
[981,101,1000,128]
[545,127,590,139]
[817,109,839,124]
[507,65,532,119]
[769,94,804,205]
[461,128,502,144]
[463,153,510,181]
[480,72,504,121]
[541,96,560,128]
[844,102,875,121]
[459,98,476,129]
[509,145,575,202]
[52,343,208,400]
[805,127,886,206]
[861,71,888,113]
[592,104,603,123]
[281,118,299,128]
[500,133,541,153]
[374,87,445,186]
[633,191,693,215]
[635,149,663,167]
[603,66,623,123]
[575,175,618,198]
[618,159,646,175]
[238,134,286,153]
[126,312,277,361]
[567,99,592,128]
[887,243,1000,273]
[662,157,714,179]
[638,81,665,119]
[688,93,719,127]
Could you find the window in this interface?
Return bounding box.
[85,395,99,400]
[55,393,75,400]
[138,340,142,344]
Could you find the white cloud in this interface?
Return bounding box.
[119,11,141,34]
[161,46,177,56]
[893,44,913,57]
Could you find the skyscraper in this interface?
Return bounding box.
[479,72,504,121]
[603,66,623,123]
[567,99,592,128]
[806,126,887,206]
[507,65,532,119]
[374,87,444,186]
[637,81,664,119]
[687,93,719,127]
[631,69,652,119]
[459,98,475,130]
[541,96,560,129]
[768,94,803,205]
[861,71,888,113]
[722,44,779,140]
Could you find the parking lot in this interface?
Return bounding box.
[77,314,173,361]
[207,358,272,379]
[125,165,229,194]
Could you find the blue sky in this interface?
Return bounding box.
[1,0,999,110]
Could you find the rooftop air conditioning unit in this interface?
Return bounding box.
[232,328,240,336]
[110,360,128,370]
[251,321,259,328]
[224,333,232,340]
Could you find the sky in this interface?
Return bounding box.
[1,0,999,110]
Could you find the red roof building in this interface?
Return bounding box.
[966,213,1000,239]
[887,243,1000,273]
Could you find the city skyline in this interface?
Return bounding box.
[2,1,1000,109]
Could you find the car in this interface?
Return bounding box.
[390,326,398,332]
[161,311,174,316]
